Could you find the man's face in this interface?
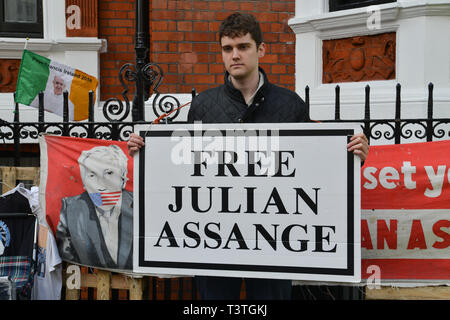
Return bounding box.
[53,76,65,95]
[82,155,124,209]
[220,33,265,80]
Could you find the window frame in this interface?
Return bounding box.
[0,0,43,38]
[329,0,397,12]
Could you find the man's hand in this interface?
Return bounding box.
[347,133,369,162]
[127,133,145,157]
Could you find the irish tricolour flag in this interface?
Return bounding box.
[15,50,98,121]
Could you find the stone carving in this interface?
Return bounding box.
[323,32,396,83]
[0,59,20,93]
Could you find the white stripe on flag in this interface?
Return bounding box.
[100,192,121,205]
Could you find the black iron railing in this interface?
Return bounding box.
[305,82,450,144]
[1,82,450,167]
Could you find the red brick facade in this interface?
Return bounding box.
[98,0,296,100]
[66,0,99,37]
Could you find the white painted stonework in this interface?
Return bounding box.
[289,0,450,144]
[0,0,105,124]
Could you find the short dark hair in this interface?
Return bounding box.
[219,13,263,47]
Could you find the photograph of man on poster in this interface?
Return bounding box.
[30,72,75,119]
[56,144,133,270]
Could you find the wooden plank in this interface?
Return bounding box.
[64,264,81,300]
[0,166,40,194]
[62,267,198,300]
[365,286,450,300]
[111,274,130,290]
[1,167,16,194]
[96,270,111,300]
[80,273,98,288]
[66,287,80,300]
[128,276,144,300]
[15,167,40,185]
[63,270,133,290]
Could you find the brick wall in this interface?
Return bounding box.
[99,0,136,100]
[99,0,296,101]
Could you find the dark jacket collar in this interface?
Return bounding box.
[223,67,270,104]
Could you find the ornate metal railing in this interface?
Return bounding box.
[306,82,450,144]
[2,82,450,165]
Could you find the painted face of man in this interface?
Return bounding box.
[220,32,265,81]
[53,76,65,95]
[81,155,124,210]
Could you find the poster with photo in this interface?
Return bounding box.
[39,135,133,272]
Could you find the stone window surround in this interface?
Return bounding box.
[287,0,450,114]
[289,0,450,37]
[0,0,105,121]
[0,0,105,60]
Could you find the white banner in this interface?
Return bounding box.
[133,123,361,282]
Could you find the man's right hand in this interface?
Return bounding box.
[127,132,145,157]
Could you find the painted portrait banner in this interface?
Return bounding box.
[133,123,362,283]
[361,140,450,285]
[39,135,133,272]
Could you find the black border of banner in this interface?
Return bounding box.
[138,128,356,277]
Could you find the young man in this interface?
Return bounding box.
[127,13,369,299]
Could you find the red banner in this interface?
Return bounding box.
[361,140,450,282]
[39,135,133,271]
[39,135,450,281]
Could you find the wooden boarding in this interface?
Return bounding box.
[64,266,144,300]
[365,286,450,300]
[0,166,40,194]
[62,264,199,300]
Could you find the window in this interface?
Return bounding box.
[0,0,43,38]
[329,0,396,12]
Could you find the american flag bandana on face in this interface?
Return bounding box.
[88,191,121,207]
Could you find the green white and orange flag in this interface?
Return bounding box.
[15,50,98,121]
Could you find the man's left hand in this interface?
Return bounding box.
[347,133,369,162]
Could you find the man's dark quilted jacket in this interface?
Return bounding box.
[187,68,309,124]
